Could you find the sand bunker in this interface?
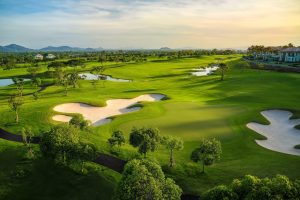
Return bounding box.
[247,110,300,156]
[52,94,165,126]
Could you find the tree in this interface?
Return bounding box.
[202,185,238,200]
[98,51,107,66]
[71,143,97,173]
[129,127,160,158]
[161,136,183,167]
[108,130,125,148]
[8,95,23,123]
[32,77,41,88]
[68,71,79,88]
[91,66,105,87]
[40,124,80,164]
[69,115,90,130]
[27,62,41,79]
[61,74,69,96]
[22,127,35,159]
[12,77,24,97]
[191,138,222,173]
[218,63,228,81]
[33,91,39,100]
[115,159,182,200]
[203,174,300,200]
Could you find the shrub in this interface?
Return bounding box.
[69,115,90,130]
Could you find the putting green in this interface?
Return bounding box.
[119,102,242,140]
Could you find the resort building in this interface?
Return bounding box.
[34,54,44,60]
[46,54,56,59]
[248,46,300,63]
[279,47,300,62]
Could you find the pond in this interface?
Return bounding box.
[191,65,219,76]
[79,73,131,82]
[0,79,30,87]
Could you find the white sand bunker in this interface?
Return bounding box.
[247,110,300,156]
[52,94,165,126]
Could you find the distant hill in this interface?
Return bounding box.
[0,44,103,52]
[39,46,103,52]
[159,47,172,51]
[0,44,34,52]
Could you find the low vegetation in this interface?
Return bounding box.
[202,174,300,200]
[115,159,182,200]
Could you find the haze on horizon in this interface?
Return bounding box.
[0,0,299,49]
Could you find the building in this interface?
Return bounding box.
[46,54,56,59]
[248,46,300,63]
[34,54,44,60]
[279,47,300,62]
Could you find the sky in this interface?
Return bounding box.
[0,0,299,49]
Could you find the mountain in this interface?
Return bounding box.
[39,46,103,52]
[0,44,103,52]
[0,44,34,52]
[159,47,172,51]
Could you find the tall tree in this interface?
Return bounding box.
[191,138,222,173]
[40,124,80,165]
[218,63,228,81]
[115,159,182,200]
[162,136,184,167]
[22,127,35,159]
[129,127,160,158]
[12,78,24,97]
[68,71,79,88]
[108,130,125,148]
[8,95,23,123]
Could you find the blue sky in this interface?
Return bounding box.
[0,0,299,49]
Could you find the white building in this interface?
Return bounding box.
[280,47,300,62]
[46,54,56,59]
[34,54,44,60]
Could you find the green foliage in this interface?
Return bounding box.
[108,130,125,148]
[191,138,222,172]
[8,95,23,123]
[69,115,90,130]
[115,159,182,200]
[21,126,35,159]
[161,136,183,167]
[129,127,160,158]
[27,63,41,78]
[40,124,80,164]
[68,71,79,88]
[31,77,41,88]
[218,63,228,81]
[202,185,237,200]
[294,144,300,149]
[33,91,39,100]
[204,174,300,200]
[12,77,24,96]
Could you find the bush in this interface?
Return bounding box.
[206,174,300,200]
[69,115,90,130]
[115,159,182,200]
[202,185,237,200]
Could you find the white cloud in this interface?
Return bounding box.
[0,0,299,48]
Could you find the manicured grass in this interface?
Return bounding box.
[1,55,300,197]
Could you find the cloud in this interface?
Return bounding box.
[0,0,299,48]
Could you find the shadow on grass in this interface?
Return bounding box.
[2,157,117,200]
